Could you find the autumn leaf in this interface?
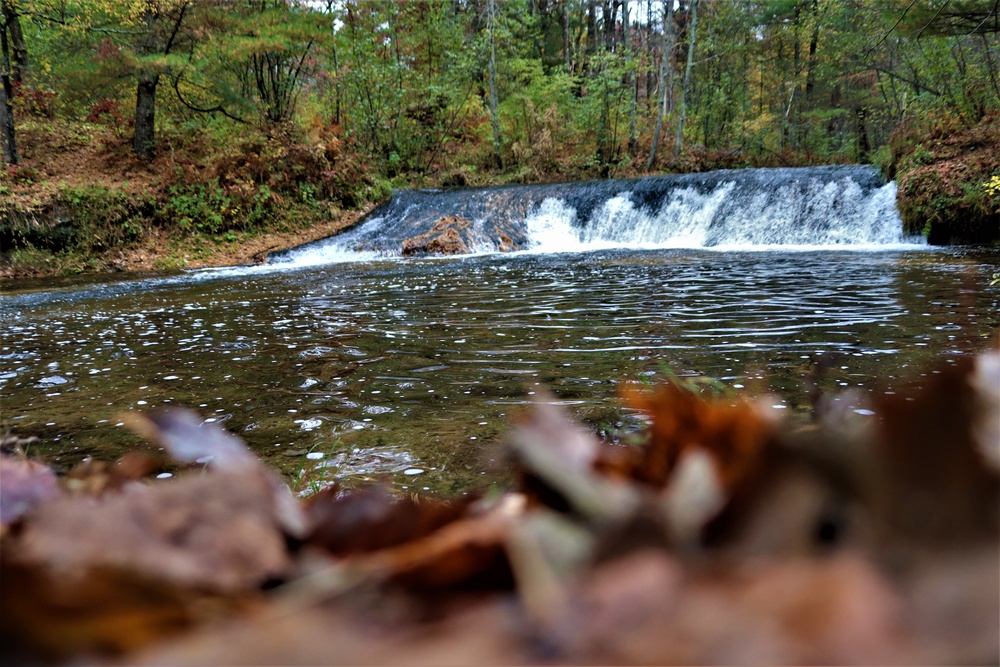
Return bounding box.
[0,455,59,527]
[618,382,778,492]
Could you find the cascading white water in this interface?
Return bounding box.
[526,180,909,251]
[270,165,923,265]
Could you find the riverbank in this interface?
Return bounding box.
[3,113,998,284]
[881,112,1000,244]
[1,119,382,282]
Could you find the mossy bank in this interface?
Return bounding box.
[882,112,1000,245]
[0,120,385,281]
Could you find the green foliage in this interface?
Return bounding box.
[498,58,579,177]
[59,185,148,252]
[2,183,148,263]
[14,0,998,180]
[161,180,273,235]
[4,246,78,275]
[175,1,328,125]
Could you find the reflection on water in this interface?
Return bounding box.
[2,248,998,494]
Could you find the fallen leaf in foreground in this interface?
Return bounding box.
[0,455,59,527]
[0,345,996,665]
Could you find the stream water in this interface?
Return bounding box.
[4,247,998,494]
[4,166,1000,493]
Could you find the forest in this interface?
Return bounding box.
[1,0,999,275]
[2,3,1000,664]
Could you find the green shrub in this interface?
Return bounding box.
[59,185,149,252]
[160,180,275,235]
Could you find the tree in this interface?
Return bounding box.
[623,0,638,156]
[647,0,675,168]
[897,0,1000,35]
[674,0,698,157]
[180,1,325,126]
[130,1,192,159]
[487,0,502,166]
[0,0,20,164]
[20,0,196,159]
[2,0,27,84]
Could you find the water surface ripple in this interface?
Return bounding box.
[2,248,998,493]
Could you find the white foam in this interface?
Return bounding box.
[513,178,922,254]
[524,198,587,253]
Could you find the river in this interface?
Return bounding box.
[3,246,997,495]
[4,166,1000,493]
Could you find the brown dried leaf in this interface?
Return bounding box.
[368,503,517,590]
[702,443,861,558]
[660,449,727,545]
[510,392,638,520]
[304,484,475,557]
[871,357,1000,553]
[619,382,777,492]
[12,470,293,594]
[125,409,306,537]
[0,558,214,659]
[296,493,523,596]
[970,346,1000,471]
[63,451,159,496]
[900,547,1000,665]
[575,551,903,665]
[0,454,59,526]
[125,409,258,472]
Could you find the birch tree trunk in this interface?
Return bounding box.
[487,0,502,167]
[624,0,637,156]
[646,0,675,169]
[673,0,698,158]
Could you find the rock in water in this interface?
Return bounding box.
[402,216,472,256]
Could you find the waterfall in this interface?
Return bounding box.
[270,165,921,264]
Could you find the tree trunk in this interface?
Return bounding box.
[605,0,615,50]
[646,0,675,170]
[805,26,819,105]
[673,0,698,158]
[563,0,572,72]
[855,106,870,162]
[0,7,19,164]
[1,0,26,85]
[0,76,18,165]
[624,0,637,156]
[486,0,502,168]
[133,72,159,160]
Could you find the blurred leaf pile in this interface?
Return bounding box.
[1,341,997,665]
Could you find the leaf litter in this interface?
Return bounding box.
[0,340,997,665]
